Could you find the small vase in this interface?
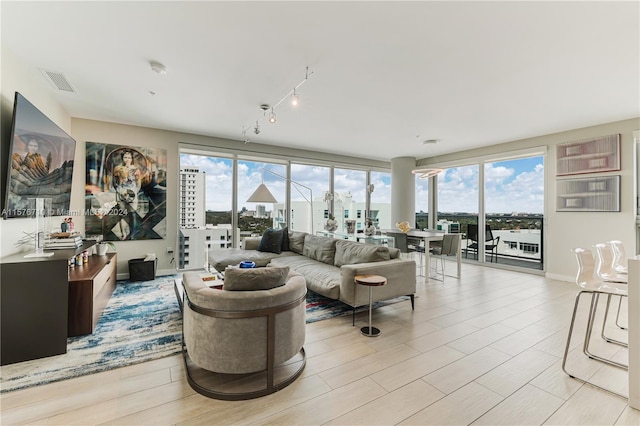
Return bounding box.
[97,243,108,256]
[61,222,68,233]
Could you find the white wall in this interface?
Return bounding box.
[0,44,72,258]
[420,118,640,281]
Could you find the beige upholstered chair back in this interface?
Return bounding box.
[182,271,306,374]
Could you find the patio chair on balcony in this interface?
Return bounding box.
[466,224,500,263]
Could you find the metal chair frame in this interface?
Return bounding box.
[595,243,628,334]
[465,224,500,263]
[562,248,628,398]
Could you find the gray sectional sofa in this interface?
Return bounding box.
[207,231,416,310]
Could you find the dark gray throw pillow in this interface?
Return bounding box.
[258,228,284,254]
[281,226,290,252]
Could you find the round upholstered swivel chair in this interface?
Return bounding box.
[181,267,306,400]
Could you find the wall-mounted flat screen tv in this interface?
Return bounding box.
[4,92,76,218]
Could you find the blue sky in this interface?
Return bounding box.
[181,154,543,214]
[434,156,544,214]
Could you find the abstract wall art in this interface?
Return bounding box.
[556,175,620,212]
[556,134,620,176]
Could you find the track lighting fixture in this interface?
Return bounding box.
[241,67,313,142]
[149,60,167,75]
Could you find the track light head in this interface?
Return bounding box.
[291,89,299,107]
[254,121,260,135]
[149,60,167,75]
[268,109,277,124]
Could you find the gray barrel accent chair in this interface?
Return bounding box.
[181,267,306,400]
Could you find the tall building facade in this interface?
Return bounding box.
[179,167,206,229]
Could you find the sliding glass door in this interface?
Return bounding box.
[484,156,544,269]
[437,165,479,252]
[430,152,544,271]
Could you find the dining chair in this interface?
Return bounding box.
[609,240,628,274]
[562,248,628,396]
[595,243,628,283]
[407,236,425,277]
[465,224,499,262]
[384,231,423,276]
[562,248,629,398]
[429,234,459,281]
[595,242,628,335]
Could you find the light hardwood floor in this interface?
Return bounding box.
[2,263,639,425]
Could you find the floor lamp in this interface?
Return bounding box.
[247,168,314,234]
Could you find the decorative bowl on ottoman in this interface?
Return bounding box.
[239,260,256,268]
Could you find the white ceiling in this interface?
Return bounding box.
[2,1,639,162]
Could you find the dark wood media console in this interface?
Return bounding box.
[68,252,117,337]
[1,243,118,365]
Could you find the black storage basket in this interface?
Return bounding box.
[128,258,157,281]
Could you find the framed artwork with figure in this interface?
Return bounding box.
[85,142,167,241]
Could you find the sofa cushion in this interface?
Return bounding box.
[288,231,306,254]
[258,228,284,254]
[302,234,337,265]
[334,239,391,267]
[388,247,401,259]
[223,266,290,291]
[269,256,341,299]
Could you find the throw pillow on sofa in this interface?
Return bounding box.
[334,239,391,267]
[302,234,337,265]
[281,226,290,252]
[288,231,306,254]
[258,228,284,254]
[223,266,290,291]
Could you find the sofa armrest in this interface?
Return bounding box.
[242,237,262,250]
[339,259,416,307]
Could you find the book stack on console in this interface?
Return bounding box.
[44,232,83,249]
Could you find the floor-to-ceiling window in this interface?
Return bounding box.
[290,163,330,233]
[415,174,429,229]
[370,171,392,230]
[484,156,544,269]
[179,153,233,269]
[333,168,367,233]
[238,160,286,237]
[430,151,544,271]
[179,148,392,266]
[437,164,479,241]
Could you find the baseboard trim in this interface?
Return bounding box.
[545,272,573,283]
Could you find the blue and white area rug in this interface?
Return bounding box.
[1,276,408,393]
[0,275,182,394]
[306,290,409,323]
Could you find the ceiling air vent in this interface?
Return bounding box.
[39,68,76,93]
